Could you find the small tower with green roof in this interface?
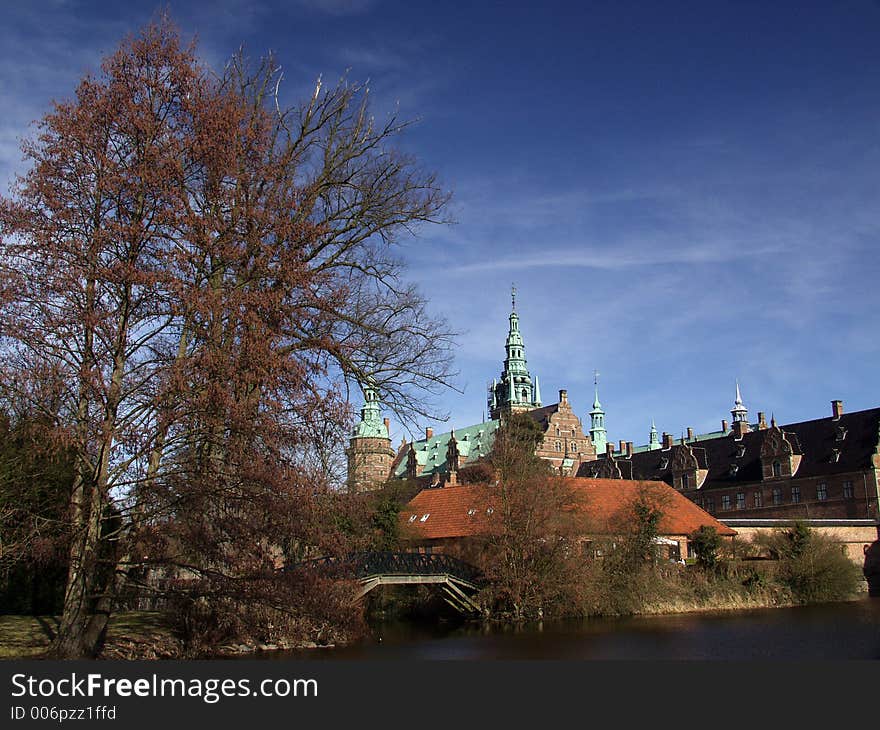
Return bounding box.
[346,380,394,492]
[488,285,542,419]
[589,371,607,455]
[648,419,661,450]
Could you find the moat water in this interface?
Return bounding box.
[269,598,880,660]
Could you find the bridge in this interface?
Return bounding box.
[290,551,484,616]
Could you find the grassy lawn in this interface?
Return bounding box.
[0,612,178,659]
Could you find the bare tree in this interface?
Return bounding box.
[0,15,454,657]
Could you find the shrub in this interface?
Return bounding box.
[754,522,863,604]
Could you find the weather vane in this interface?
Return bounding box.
[511,283,517,311]
[594,369,600,387]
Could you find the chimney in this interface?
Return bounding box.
[606,442,615,458]
[383,417,390,433]
[619,439,626,454]
[662,432,673,449]
[626,441,634,457]
[425,427,433,440]
[832,400,844,420]
[686,427,694,441]
[721,419,729,434]
[757,412,767,430]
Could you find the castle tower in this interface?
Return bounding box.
[488,285,542,419]
[346,380,394,492]
[731,380,751,438]
[649,419,661,450]
[589,371,607,455]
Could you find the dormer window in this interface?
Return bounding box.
[772,460,782,477]
[729,464,739,476]
[408,515,417,523]
[467,508,476,516]
[836,426,847,441]
[659,457,669,470]
[420,513,430,522]
[736,444,746,458]
[830,449,840,463]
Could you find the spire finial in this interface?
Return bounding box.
[511,283,516,311]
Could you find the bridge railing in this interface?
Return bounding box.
[286,551,483,585]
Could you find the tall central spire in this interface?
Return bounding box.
[488,286,541,419]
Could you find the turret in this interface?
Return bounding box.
[346,380,394,492]
[588,370,607,455]
[731,380,750,438]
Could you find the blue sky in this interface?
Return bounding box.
[2,1,880,447]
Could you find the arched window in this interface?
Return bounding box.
[772,460,782,477]
[555,441,562,451]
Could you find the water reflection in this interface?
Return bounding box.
[266,599,880,660]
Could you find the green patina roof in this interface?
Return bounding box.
[629,425,758,454]
[392,419,500,478]
[352,382,389,439]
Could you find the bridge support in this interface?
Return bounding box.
[355,573,482,617]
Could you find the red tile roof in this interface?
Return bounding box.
[400,477,736,540]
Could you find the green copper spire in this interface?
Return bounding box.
[353,380,389,438]
[649,418,660,449]
[731,379,748,423]
[488,285,540,419]
[589,369,607,454]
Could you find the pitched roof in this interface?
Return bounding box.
[577,407,880,489]
[391,419,500,478]
[400,477,735,540]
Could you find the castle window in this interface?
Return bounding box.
[555,441,562,451]
[772,488,782,505]
[681,473,689,489]
[735,492,745,509]
[753,491,763,508]
[571,441,578,452]
[791,487,801,504]
[556,427,560,436]
[704,497,715,512]
[843,480,854,499]
[817,482,827,501]
[772,460,782,477]
[721,495,732,511]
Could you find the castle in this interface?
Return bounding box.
[346,292,880,559]
[346,288,604,491]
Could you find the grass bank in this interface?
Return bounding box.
[0,612,180,659]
